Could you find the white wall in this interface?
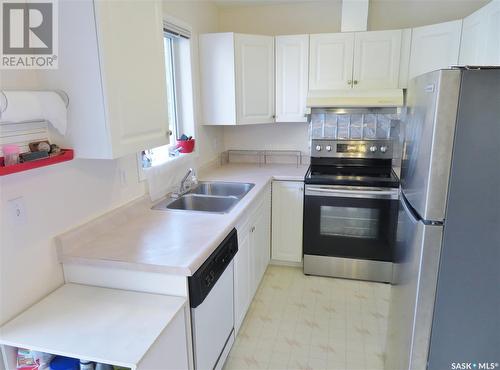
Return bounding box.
[218,1,343,35]
[0,156,145,323]
[0,71,139,329]
[218,0,487,34]
[368,0,489,30]
[223,123,310,156]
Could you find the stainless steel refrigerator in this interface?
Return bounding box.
[385,68,500,370]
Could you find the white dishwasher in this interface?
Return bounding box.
[189,229,238,370]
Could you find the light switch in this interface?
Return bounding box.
[8,197,27,226]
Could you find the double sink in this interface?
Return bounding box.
[152,182,255,214]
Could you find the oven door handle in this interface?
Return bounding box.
[305,186,399,200]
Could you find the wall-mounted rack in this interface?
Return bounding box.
[221,149,303,168]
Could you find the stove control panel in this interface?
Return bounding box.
[311,140,393,159]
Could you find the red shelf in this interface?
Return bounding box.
[0,149,74,176]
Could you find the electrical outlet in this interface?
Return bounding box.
[8,197,27,226]
[119,168,128,186]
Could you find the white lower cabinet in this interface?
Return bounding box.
[271,181,304,264]
[234,224,252,334]
[234,185,271,334]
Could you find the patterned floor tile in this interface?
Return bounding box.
[224,266,390,370]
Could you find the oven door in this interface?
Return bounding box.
[303,185,399,262]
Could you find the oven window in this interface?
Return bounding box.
[320,206,380,239]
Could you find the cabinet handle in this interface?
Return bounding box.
[251,226,256,233]
[347,80,352,85]
[353,80,358,85]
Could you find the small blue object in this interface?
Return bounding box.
[50,356,80,370]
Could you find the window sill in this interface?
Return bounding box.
[138,151,195,182]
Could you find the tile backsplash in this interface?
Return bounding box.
[310,112,399,141]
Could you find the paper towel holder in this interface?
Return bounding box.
[0,89,70,114]
[0,91,7,114]
[55,89,70,108]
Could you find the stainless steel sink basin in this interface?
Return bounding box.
[154,194,239,213]
[189,181,255,198]
[152,181,255,213]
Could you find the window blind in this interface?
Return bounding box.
[163,21,191,39]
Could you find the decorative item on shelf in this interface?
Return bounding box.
[0,140,74,176]
[2,144,20,166]
[94,364,113,370]
[79,360,94,370]
[176,134,195,153]
[16,348,54,370]
[17,140,64,163]
[49,356,80,370]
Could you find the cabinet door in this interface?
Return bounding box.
[253,197,271,286]
[409,20,462,80]
[94,0,169,158]
[271,181,304,263]
[234,34,275,125]
[248,187,271,298]
[275,35,309,123]
[234,229,251,334]
[459,6,487,65]
[309,33,355,90]
[353,30,402,89]
[483,0,500,65]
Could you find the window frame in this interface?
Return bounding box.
[137,16,196,180]
[164,33,180,141]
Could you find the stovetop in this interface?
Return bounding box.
[306,139,400,188]
[305,164,400,188]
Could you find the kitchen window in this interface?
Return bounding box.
[141,20,194,169]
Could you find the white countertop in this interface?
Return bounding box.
[57,164,308,276]
[0,284,186,368]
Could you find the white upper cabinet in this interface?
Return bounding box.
[409,20,462,80]
[235,34,275,125]
[460,6,487,65]
[309,33,355,90]
[460,0,500,65]
[353,30,402,89]
[199,33,274,125]
[309,31,403,90]
[37,0,169,159]
[275,35,309,123]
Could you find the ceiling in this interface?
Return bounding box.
[214,0,330,8]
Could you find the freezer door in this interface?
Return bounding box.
[385,196,443,370]
[401,70,461,221]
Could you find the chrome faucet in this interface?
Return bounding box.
[179,168,197,194]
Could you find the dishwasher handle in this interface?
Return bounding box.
[305,185,399,200]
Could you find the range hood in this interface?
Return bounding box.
[306,89,404,109]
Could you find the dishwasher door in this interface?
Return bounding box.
[191,261,234,370]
